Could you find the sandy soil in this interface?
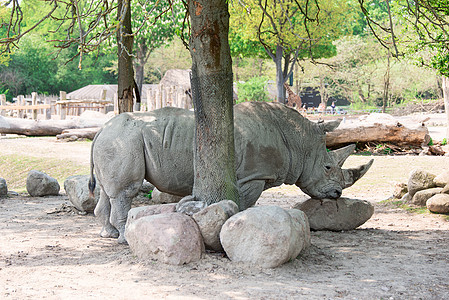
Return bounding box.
[1,134,449,299]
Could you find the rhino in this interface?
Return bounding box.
[89,102,373,243]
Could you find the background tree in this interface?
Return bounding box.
[358,0,449,136]
[230,0,352,103]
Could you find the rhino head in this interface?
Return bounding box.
[296,119,373,199]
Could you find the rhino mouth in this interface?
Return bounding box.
[301,184,342,200]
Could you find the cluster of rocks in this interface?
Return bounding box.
[125,201,311,268]
[395,168,449,214]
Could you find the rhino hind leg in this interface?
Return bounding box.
[238,180,265,210]
[94,188,119,239]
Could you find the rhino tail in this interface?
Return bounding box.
[89,128,103,199]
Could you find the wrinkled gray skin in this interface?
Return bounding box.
[90,102,373,243]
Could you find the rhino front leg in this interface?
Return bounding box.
[94,188,119,239]
[238,180,265,210]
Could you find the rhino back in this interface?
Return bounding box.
[136,107,195,196]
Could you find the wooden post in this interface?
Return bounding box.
[17,95,24,118]
[31,92,38,120]
[113,93,119,115]
[45,97,51,119]
[100,89,107,114]
[59,91,67,120]
[0,94,6,117]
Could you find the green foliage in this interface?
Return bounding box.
[236,77,270,103]
[145,190,153,199]
[428,138,434,146]
[380,198,429,215]
[442,138,447,146]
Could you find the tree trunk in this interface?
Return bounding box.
[442,76,449,140]
[274,45,286,104]
[382,50,391,113]
[188,0,239,205]
[135,41,148,97]
[117,0,134,113]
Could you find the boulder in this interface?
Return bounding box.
[126,203,177,226]
[64,175,99,212]
[26,170,60,197]
[408,169,436,197]
[426,194,449,214]
[411,188,443,207]
[393,183,408,199]
[294,197,374,231]
[0,178,7,198]
[125,212,204,265]
[434,170,449,187]
[151,188,183,204]
[220,206,310,268]
[192,200,239,251]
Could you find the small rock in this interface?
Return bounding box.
[64,175,99,212]
[26,170,60,197]
[294,197,374,231]
[401,192,411,203]
[176,195,207,215]
[151,188,183,204]
[220,206,310,268]
[393,183,408,199]
[0,178,7,198]
[408,169,436,197]
[434,170,449,187]
[411,188,443,207]
[426,194,449,213]
[126,203,177,226]
[125,212,204,265]
[441,183,449,194]
[192,200,238,251]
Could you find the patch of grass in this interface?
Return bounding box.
[380,197,429,214]
[0,154,90,193]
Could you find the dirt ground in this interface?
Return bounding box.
[1,126,449,299]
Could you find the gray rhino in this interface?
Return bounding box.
[89,102,373,243]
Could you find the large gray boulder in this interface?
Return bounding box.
[26,170,60,197]
[408,169,436,197]
[125,212,204,265]
[411,188,443,207]
[220,206,310,268]
[426,194,449,213]
[295,197,374,231]
[64,175,99,212]
[0,178,7,198]
[192,200,239,251]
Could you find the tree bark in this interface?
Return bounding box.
[274,45,286,104]
[117,0,135,113]
[188,0,239,205]
[442,76,449,140]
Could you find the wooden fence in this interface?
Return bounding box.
[0,85,191,120]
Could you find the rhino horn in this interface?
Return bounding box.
[343,159,374,188]
[319,119,342,133]
[332,144,356,167]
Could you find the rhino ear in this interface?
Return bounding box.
[319,119,342,133]
[332,144,356,167]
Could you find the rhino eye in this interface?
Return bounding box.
[325,165,331,170]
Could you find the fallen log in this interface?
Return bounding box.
[326,118,431,148]
[56,127,100,140]
[0,115,107,136]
